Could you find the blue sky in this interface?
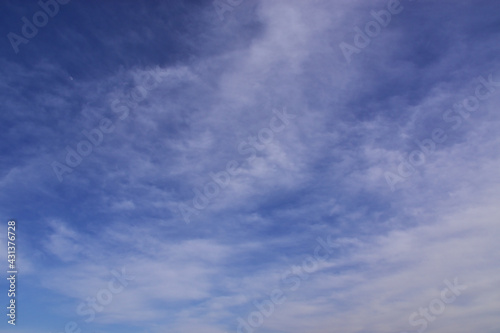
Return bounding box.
[1,0,500,332]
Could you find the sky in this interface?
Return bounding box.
[1,0,500,332]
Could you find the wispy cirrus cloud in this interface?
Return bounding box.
[1,0,500,332]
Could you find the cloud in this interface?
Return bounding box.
[2,0,500,332]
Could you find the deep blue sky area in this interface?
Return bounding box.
[1,1,500,332]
